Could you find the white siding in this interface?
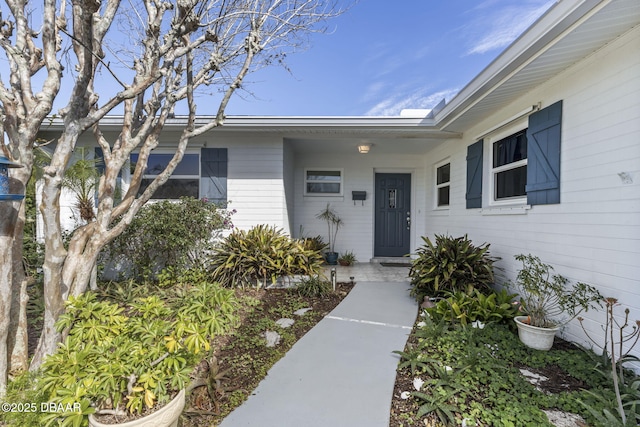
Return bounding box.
[293,149,426,262]
[47,133,290,237]
[425,26,640,358]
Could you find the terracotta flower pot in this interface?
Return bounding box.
[88,389,185,427]
[514,316,560,351]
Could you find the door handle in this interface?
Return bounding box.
[406,211,411,229]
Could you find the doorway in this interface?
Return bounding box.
[374,173,411,257]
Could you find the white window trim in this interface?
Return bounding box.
[487,125,528,207]
[304,168,344,196]
[434,159,450,210]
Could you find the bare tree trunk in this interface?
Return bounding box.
[0,202,20,395]
[8,201,28,374]
[30,169,67,371]
[8,165,31,374]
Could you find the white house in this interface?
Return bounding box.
[40,0,639,355]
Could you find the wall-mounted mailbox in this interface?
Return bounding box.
[352,191,366,205]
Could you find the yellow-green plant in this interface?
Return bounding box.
[37,280,238,425]
[210,225,324,288]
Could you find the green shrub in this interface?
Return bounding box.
[209,225,324,288]
[428,288,519,326]
[295,276,332,297]
[408,234,497,301]
[106,197,234,280]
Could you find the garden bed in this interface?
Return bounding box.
[389,313,635,427]
[181,283,354,426]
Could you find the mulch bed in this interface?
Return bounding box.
[182,283,354,426]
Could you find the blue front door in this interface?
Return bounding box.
[374,173,411,257]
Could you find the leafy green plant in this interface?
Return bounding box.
[429,288,519,326]
[295,276,332,297]
[393,346,438,376]
[36,280,238,425]
[338,250,357,266]
[106,197,234,280]
[412,386,460,425]
[408,234,497,301]
[509,254,602,328]
[315,203,343,254]
[210,224,324,288]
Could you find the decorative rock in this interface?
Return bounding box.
[519,368,548,385]
[276,318,295,328]
[519,368,550,393]
[543,410,586,427]
[294,308,312,317]
[264,331,281,347]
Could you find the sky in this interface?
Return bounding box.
[224,0,555,117]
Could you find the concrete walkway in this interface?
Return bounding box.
[220,274,418,427]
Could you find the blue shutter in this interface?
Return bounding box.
[526,101,562,205]
[200,148,227,204]
[466,140,483,209]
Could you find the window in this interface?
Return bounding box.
[492,130,527,201]
[465,101,562,209]
[435,162,450,207]
[131,153,200,199]
[305,169,342,195]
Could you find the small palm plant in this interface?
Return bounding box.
[62,148,101,223]
[315,203,343,254]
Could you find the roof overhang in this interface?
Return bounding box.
[436,0,640,133]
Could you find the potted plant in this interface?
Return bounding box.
[39,280,238,427]
[508,254,602,351]
[338,250,357,266]
[315,203,343,265]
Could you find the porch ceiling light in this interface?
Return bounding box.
[358,143,372,154]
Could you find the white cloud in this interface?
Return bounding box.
[364,87,459,117]
[466,1,554,55]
